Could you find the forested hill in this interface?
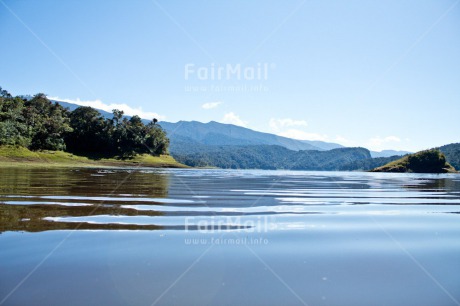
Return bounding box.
[169,141,460,171]
[358,143,460,173]
[371,149,456,173]
[172,145,372,170]
[439,143,460,170]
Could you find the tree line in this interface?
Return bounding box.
[171,144,373,170]
[0,87,169,158]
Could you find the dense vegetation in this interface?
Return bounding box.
[171,140,460,172]
[172,144,372,170]
[371,149,456,173]
[439,143,460,170]
[0,87,168,158]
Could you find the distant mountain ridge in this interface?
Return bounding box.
[52,99,410,159]
[160,120,343,151]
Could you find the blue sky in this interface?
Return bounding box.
[1,0,459,152]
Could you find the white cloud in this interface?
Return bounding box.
[367,136,401,151]
[221,112,248,127]
[269,118,308,131]
[202,101,222,109]
[48,96,165,120]
[278,129,328,141]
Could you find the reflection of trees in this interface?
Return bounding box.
[0,168,170,197]
[0,204,250,233]
[0,168,171,232]
[0,203,164,232]
[403,178,460,191]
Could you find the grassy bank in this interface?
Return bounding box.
[0,145,187,168]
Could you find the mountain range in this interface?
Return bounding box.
[53,100,410,158]
[160,120,342,151]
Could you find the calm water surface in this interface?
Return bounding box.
[1,168,460,305]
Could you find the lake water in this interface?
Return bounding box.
[1,168,460,306]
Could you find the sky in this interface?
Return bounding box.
[1,0,459,152]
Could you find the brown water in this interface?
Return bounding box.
[1,168,460,305]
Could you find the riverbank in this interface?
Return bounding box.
[0,145,187,168]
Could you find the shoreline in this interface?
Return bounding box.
[0,146,188,169]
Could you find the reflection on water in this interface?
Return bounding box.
[2,169,460,233]
[1,169,460,305]
[0,168,170,232]
[0,168,170,197]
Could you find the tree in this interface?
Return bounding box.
[23,94,72,150]
[145,119,169,155]
[118,115,145,158]
[407,149,447,173]
[65,106,111,155]
[0,88,30,146]
[108,111,169,158]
